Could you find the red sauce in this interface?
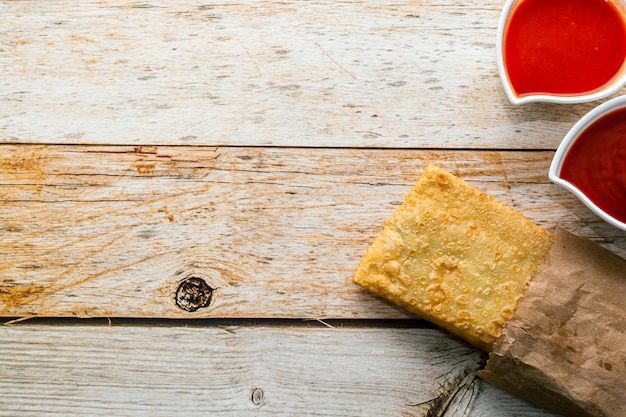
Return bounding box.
[559,107,626,224]
[504,0,626,97]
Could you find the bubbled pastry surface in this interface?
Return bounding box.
[353,164,553,352]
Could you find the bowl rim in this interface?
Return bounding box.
[549,95,626,231]
[496,0,626,105]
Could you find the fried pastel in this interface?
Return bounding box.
[353,164,553,351]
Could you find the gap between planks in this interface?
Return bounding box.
[2,316,439,329]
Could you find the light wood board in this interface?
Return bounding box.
[2,146,624,318]
[1,0,616,148]
[0,321,560,417]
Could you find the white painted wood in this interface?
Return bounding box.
[2,146,624,319]
[1,0,619,148]
[0,322,560,417]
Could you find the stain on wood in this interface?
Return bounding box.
[0,283,48,309]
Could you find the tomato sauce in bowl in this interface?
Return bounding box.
[497,0,626,104]
[550,96,626,230]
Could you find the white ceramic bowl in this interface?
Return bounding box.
[549,95,626,231]
[497,0,626,105]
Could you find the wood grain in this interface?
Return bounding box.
[2,1,622,416]
[0,321,560,417]
[2,0,619,148]
[2,145,624,319]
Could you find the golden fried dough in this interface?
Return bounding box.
[353,164,553,351]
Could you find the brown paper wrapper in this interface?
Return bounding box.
[478,228,626,417]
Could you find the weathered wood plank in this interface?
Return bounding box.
[439,372,562,417]
[2,145,624,318]
[1,0,619,148]
[0,322,560,417]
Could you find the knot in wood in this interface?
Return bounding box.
[175,277,213,312]
[250,387,264,406]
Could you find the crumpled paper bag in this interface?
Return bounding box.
[479,228,626,417]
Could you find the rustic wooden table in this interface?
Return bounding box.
[2,1,625,416]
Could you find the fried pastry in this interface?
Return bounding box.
[353,163,553,351]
